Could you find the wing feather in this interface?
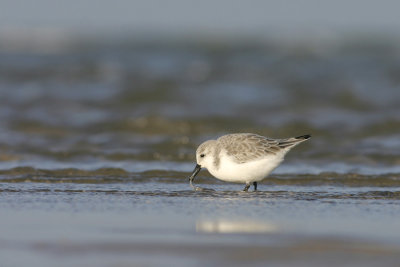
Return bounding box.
[217,133,283,163]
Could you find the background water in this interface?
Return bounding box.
[1,34,400,266]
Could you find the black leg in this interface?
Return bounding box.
[253,182,258,191]
[243,183,250,192]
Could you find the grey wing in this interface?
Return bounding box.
[218,133,282,163]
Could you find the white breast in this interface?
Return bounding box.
[207,151,285,184]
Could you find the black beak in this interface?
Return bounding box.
[188,164,202,182]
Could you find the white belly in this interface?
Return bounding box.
[207,153,285,184]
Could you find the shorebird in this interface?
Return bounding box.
[188,133,311,191]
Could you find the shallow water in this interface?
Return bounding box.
[2,180,400,266]
[0,35,400,266]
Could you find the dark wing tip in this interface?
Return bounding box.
[295,134,311,140]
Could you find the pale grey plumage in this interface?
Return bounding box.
[190,133,311,191]
[217,133,307,164]
[196,133,310,169]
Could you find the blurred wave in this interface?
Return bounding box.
[0,167,399,188]
[1,29,400,267]
[0,32,399,179]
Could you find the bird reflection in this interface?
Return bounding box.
[196,219,278,234]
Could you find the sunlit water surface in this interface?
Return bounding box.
[1,35,400,266]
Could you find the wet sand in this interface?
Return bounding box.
[1,180,400,266]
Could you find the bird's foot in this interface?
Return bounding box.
[243,183,250,192]
[253,182,258,191]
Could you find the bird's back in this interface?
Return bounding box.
[217,133,309,164]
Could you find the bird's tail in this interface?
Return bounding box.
[278,134,311,149]
[294,134,311,140]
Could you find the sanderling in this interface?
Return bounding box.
[188,133,311,191]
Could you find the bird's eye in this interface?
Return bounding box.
[200,154,205,158]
